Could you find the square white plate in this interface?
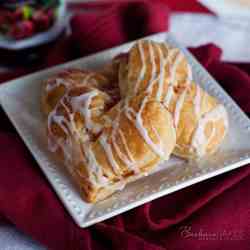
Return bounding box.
[1,32,250,228]
[199,0,250,19]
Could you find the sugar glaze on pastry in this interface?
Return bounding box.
[42,40,229,202]
[169,83,229,159]
[120,40,228,159]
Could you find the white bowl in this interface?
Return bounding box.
[0,0,67,50]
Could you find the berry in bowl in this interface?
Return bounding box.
[0,0,66,50]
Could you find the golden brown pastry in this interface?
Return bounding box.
[74,95,175,202]
[98,55,124,84]
[41,69,110,115]
[119,40,228,159]
[47,85,176,202]
[43,39,229,203]
[119,40,192,100]
[165,82,229,159]
[47,86,112,164]
[43,62,177,202]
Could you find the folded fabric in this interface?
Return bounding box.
[70,0,169,55]
[0,1,250,250]
[68,0,211,14]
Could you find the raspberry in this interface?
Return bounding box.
[33,10,50,31]
[9,20,34,39]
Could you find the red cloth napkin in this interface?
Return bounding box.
[1,1,250,250]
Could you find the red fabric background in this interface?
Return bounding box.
[1,1,250,250]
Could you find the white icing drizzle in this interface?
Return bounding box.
[134,41,146,95]
[191,105,228,157]
[110,105,137,172]
[124,98,136,121]
[46,41,197,192]
[100,101,139,174]
[47,88,106,178]
[48,97,108,187]
[186,63,193,85]
[126,106,137,118]
[156,44,165,101]
[48,98,77,141]
[46,78,70,92]
[81,73,98,86]
[112,117,139,172]
[112,135,135,171]
[70,90,102,134]
[134,43,162,156]
[60,99,82,140]
[194,85,202,117]
[134,97,167,159]
[111,107,127,166]
[51,113,69,135]
[125,42,178,159]
[151,125,164,150]
[99,133,121,177]
[168,49,192,87]
[146,42,157,91]
[80,73,92,85]
[103,115,113,127]
[164,85,174,107]
[46,72,104,96]
[174,89,187,128]
[175,143,190,150]
[169,51,184,85]
[81,142,109,186]
[118,129,135,163]
[47,97,80,164]
[163,49,191,106]
[125,108,136,122]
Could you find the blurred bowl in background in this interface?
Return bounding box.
[0,0,67,50]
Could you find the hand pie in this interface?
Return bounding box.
[118,40,192,99]
[42,40,229,202]
[41,69,110,115]
[166,82,229,159]
[46,81,176,202]
[118,40,228,159]
[43,66,176,202]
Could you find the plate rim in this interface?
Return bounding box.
[1,31,250,228]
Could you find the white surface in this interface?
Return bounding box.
[1,31,250,229]
[170,13,250,62]
[1,12,250,250]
